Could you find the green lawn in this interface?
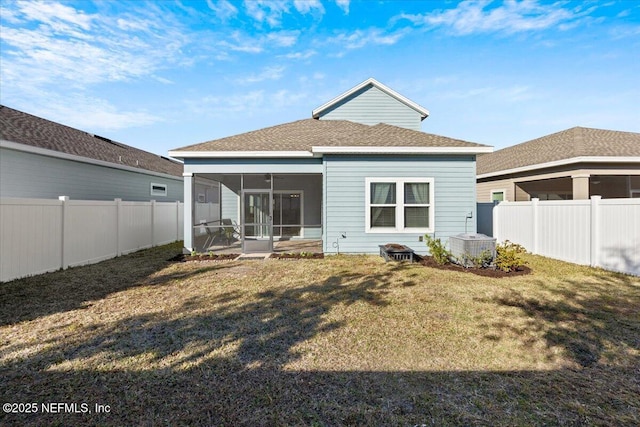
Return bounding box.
[1,242,638,426]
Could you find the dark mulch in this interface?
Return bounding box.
[418,256,532,278]
[270,253,325,260]
[171,253,241,262]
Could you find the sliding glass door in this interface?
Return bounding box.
[242,191,273,252]
[273,192,302,237]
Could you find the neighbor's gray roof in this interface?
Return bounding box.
[0,105,183,177]
[477,126,640,176]
[174,118,488,152]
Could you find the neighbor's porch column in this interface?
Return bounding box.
[183,172,194,252]
[572,173,590,200]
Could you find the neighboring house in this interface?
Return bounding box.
[477,127,640,202]
[0,105,185,202]
[169,78,492,254]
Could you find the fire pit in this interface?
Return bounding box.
[379,243,415,262]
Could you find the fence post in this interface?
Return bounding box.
[492,202,500,242]
[150,199,156,247]
[176,201,181,242]
[58,196,69,269]
[590,195,601,268]
[531,198,539,254]
[115,198,122,256]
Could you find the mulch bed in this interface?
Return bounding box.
[170,253,241,262]
[270,253,325,260]
[418,256,532,278]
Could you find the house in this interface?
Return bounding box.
[477,127,640,202]
[169,78,492,255]
[0,105,185,202]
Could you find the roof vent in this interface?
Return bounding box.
[92,133,125,148]
[93,134,112,142]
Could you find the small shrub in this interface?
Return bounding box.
[425,235,451,265]
[457,249,494,269]
[495,240,528,272]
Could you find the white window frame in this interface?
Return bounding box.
[491,189,507,202]
[150,182,168,197]
[365,177,434,233]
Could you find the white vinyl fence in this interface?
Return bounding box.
[493,196,640,276]
[1,197,184,282]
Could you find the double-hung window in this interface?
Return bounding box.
[365,178,434,233]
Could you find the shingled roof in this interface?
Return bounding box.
[0,105,183,177]
[172,118,489,154]
[477,126,640,176]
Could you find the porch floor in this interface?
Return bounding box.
[194,235,322,254]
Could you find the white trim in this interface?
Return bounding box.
[312,77,430,119]
[1,139,182,181]
[313,146,492,155]
[477,156,640,179]
[170,146,492,158]
[169,150,315,158]
[365,177,435,234]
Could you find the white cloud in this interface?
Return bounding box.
[8,91,161,132]
[244,0,290,27]
[187,91,266,116]
[280,49,317,60]
[398,0,592,35]
[293,0,324,15]
[235,66,286,84]
[326,27,408,51]
[271,89,309,108]
[13,0,93,31]
[267,30,300,47]
[206,0,238,20]
[335,0,350,14]
[216,30,299,53]
[186,87,310,118]
[243,0,327,27]
[0,1,190,90]
[443,85,536,103]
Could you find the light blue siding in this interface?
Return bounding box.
[1,147,183,202]
[323,155,477,254]
[318,86,422,131]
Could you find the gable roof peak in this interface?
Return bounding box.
[311,77,430,120]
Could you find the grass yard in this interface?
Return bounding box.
[1,242,639,426]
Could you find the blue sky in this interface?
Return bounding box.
[1,0,639,156]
